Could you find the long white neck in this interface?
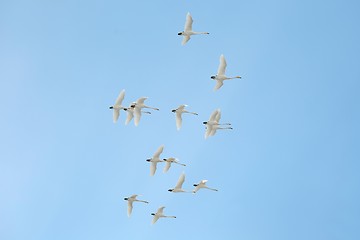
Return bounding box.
[192,31,209,35]
[226,75,241,80]
[144,105,159,111]
[184,110,198,115]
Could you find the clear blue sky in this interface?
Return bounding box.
[1,0,360,239]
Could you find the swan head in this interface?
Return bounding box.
[203,121,208,124]
[177,32,183,35]
[109,106,113,109]
[210,76,216,79]
[168,189,174,192]
[146,159,151,162]
[124,197,128,200]
[171,109,176,113]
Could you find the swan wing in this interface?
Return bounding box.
[152,215,160,224]
[217,54,227,76]
[114,89,125,107]
[214,80,223,91]
[136,97,148,105]
[150,162,157,176]
[175,112,182,130]
[205,124,213,139]
[182,35,191,45]
[163,161,171,173]
[175,173,185,189]
[184,12,193,32]
[113,109,120,123]
[153,145,164,158]
[134,107,142,126]
[125,109,134,125]
[215,109,221,122]
[127,201,133,217]
[157,206,165,214]
[209,109,219,122]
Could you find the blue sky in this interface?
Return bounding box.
[1,0,360,239]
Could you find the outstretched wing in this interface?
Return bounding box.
[113,109,120,123]
[214,80,223,91]
[153,145,164,158]
[175,112,182,130]
[150,162,157,176]
[136,97,148,105]
[125,109,134,125]
[217,54,227,76]
[157,206,165,215]
[182,35,191,45]
[205,124,214,139]
[209,109,219,122]
[127,201,133,217]
[152,215,160,224]
[175,173,185,189]
[134,107,142,126]
[114,89,125,107]
[163,161,171,173]
[184,12,193,32]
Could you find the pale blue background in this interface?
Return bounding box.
[1,0,359,239]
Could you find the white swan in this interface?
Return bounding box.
[192,180,218,193]
[109,89,126,123]
[168,172,189,193]
[151,206,176,224]
[203,109,232,139]
[124,194,149,217]
[178,12,209,45]
[163,157,186,173]
[131,97,159,126]
[211,54,241,91]
[124,104,151,125]
[146,145,165,176]
[171,104,198,130]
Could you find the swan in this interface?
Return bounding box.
[151,206,176,224]
[211,54,241,91]
[192,180,218,193]
[146,145,165,176]
[109,89,126,123]
[171,104,198,130]
[178,12,209,45]
[131,97,159,126]
[124,104,151,125]
[124,194,149,217]
[163,157,186,173]
[203,109,232,139]
[168,172,189,193]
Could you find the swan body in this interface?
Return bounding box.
[163,157,186,173]
[146,145,165,176]
[168,172,189,193]
[124,104,151,125]
[178,12,209,45]
[124,194,149,217]
[132,97,159,126]
[192,180,218,193]
[109,89,126,123]
[203,109,232,139]
[151,206,176,224]
[211,54,241,90]
[171,104,198,130]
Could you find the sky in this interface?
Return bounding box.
[1,0,360,239]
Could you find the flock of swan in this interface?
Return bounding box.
[112,12,241,224]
